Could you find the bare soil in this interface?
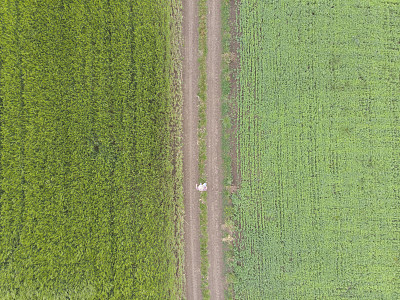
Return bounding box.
[183,0,225,299]
[182,0,201,299]
[206,0,225,299]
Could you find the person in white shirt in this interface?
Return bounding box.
[196,183,207,192]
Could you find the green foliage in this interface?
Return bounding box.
[220,1,237,299]
[0,0,184,299]
[234,1,400,299]
[198,0,210,299]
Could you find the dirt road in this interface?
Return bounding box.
[205,0,224,299]
[183,0,223,299]
[182,0,201,299]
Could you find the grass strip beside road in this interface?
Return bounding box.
[198,0,210,298]
[220,2,237,299]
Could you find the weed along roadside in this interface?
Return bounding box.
[198,0,210,298]
[220,0,240,298]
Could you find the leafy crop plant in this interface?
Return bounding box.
[233,1,400,299]
[0,0,184,299]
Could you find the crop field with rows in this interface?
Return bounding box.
[233,1,400,299]
[0,0,184,299]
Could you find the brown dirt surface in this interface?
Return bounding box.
[182,0,201,299]
[206,0,225,299]
[183,0,225,299]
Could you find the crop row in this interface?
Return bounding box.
[0,0,183,299]
[233,1,400,299]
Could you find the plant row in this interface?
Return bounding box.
[233,1,400,299]
[0,0,183,299]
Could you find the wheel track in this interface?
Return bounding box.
[182,0,201,299]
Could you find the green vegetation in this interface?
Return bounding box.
[234,1,400,299]
[198,0,210,298]
[220,0,237,299]
[0,0,184,299]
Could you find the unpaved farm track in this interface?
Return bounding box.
[183,0,224,299]
[205,0,225,299]
[182,0,201,299]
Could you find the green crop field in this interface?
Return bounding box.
[0,0,184,299]
[233,1,400,299]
